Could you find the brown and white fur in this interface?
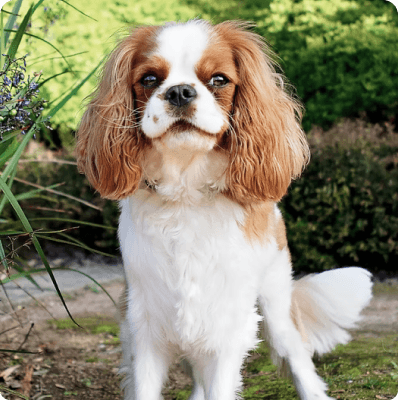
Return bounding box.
[76,20,373,400]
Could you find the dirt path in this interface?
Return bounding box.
[0,279,397,400]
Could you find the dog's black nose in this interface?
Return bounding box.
[165,85,197,107]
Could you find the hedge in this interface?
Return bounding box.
[5,0,398,135]
[281,119,398,273]
[5,119,397,275]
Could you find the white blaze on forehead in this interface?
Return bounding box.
[155,21,210,77]
[141,20,226,140]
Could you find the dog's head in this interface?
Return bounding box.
[76,20,309,203]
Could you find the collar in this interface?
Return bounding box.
[145,179,157,192]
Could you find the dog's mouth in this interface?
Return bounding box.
[168,119,215,138]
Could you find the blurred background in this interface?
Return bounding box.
[1,0,398,276]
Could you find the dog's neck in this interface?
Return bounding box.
[141,138,228,204]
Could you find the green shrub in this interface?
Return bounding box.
[8,121,397,275]
[267,0,398,131]
[281,119,398,273]
[4,158,120,251]
[7,0,397,135]
[183,0,398,130]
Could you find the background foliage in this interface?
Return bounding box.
[2,0,398,275]
[10,0,398,134]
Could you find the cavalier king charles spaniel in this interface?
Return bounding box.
[76,20,373,400]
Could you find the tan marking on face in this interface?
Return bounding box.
[153,115,159,123]
[132,55,171,115]
[195,27,238,144]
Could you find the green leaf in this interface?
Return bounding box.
[32,0,46,14]
[46,56,105,119]
[0,383,30,399]
[11,261,43,291]
[14,183,64,201]
[7,4,33,62]
[1,126,35,181]
[0,238,9,270]
[38,70,75,88]
[4,29,73,71]
[36,233,116,258]
[0,175,81,327]
[1,266,117,308]
[0,160,18,215]
[0,230,25,235]
[0,130,22,144]
[30,217,117,230]
[60,0,98,21]
[0,137,19,169]
[0,10,4,71]
[3,0,23,45]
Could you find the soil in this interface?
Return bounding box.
[0,279,397,400]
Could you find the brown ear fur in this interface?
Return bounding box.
[75,26,156,200]
[216,22,310,204]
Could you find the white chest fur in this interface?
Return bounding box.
[118,191,279,352]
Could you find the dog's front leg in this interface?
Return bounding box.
[119,318,171,400]
[258,250,334,400]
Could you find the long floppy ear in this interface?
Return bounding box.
[217,22,310,204]
[76,27,155,200]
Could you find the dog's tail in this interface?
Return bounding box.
[291,267,373,356]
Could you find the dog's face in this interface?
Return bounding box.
[135,21,237,153]
[76,20,309,202]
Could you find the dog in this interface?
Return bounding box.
[76,20,373,400]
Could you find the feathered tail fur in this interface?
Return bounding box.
[291,267,373,356]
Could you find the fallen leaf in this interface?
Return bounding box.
[18,364,33,396]
[0,365,20,381]
[55,383,66,389]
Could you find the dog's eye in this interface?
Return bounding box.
[141,75,158,88]
[209,75,229,88]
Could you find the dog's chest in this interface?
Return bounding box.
[119,192,274,347]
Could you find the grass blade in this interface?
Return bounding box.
[13,176,103,210]
[14,183,64,201]
[32,0,45,14]
[0,238,9,270]
[0,382,30,399]
[4,0,23,45]
[1,266,117,308]
[0,175,81,327]
[1,118,35,181]
[47,56,105,119]
[60,0,97,21]
[10,261,43,291]
[38,70,74,88]
[0,10,4,71]
[0,137,19,169]
[0,130,22,144]
[30,217,117,230]
[7,5,33,62]
[0,160,18,215]
[4,29,72,71]
[36,233,116,258]
[0,230,25,235]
